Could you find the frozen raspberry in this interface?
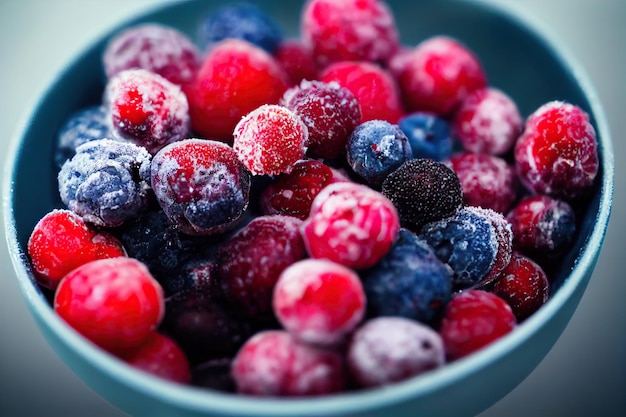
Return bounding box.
[381,158,463,231]
[398,36,487,116]
[347,317,445,388]
[150,139,251,236]
[199,3,283,53]
[514,101,599,200]
[320,60,404,124]
[492,252,550,321]
[440,289,517,361]
[58,138,152,227]
[302,182,400,270]
[445,152,518,214]
[231,330,346,396]
[217,215,307,322]
[27,209,125,291]
[55,105,112,168]
[103,24,200,86]
[120,332,191,384]
[273,258,366,346]
[452,87,522,155]
[105,68,190,154]
[54,257,164,354]
[191,357,236,392]
[280,80,361,159]
[506,194,576,258]
[398,112,453,161]
[184,39,289,142]
[360,228,453,323]
[346,120,413,187]
[301,0,400,67]
[233,104,307,176]
[273,39,319,86]
[259,159,347,220]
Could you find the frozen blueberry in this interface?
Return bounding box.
[55,105,112,168]
[398,112,453,161]
[361,228,453,323]
[199,3,283,53]
[58,139,152,227]
[346,120,412,187]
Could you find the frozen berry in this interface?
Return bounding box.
[381,158,463,231]
[27,209,125,291]
[103,23,200,85]
[452,87,522,155]
[440,289,516,360]
[273,258,366,346]
[54,257,164,354]
[492,252,550,321]
[514,101,599,200]
[55,105,112,168]
[360,228,453,323]
[347,317,445,388]
[58,138,152,227]
[191,358,236,392]
[231,330,346,396]
[398,112,453,161]
[233,104,307,176]
[302,182,400,270]
[346,120,412,187]
[150,139,251,236]
[273,39,319,86]
[445,151,518,214]
[105,68,190,154]
[320,60,404,123]
[398,36,487,116]
[184,39,289,142]
[281,80,361,159]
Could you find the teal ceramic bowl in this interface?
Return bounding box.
[3,1,613,416]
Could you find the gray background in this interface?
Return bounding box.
[0,1,624,416]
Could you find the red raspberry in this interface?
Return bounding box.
[260,159,349,220]
[302,182,400,269]
[398,36,487,116]
[54,257,165,354]
[514,101,599,200]
[119,332,191,384]
[105,68,190,154]
[301,0,400,67]
[27,209,125,290]
[273,258,366,346]
[231,330,346,396]
[445,152,518,214]
[233,104,307,176]
[184,39,289,142]
[440,289,516,361]
[273,39,319,86]
[451,87,523,155]
[281,80,361,159]
[320,60,404,124]
[492,252,550,321]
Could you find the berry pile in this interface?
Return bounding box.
[28,0,600,396]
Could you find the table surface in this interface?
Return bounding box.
[1,1,625,416]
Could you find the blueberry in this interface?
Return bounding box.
[361,229,453,323]
[346,120,413,187]
[55,105,111,168]
[398,112,453,161]
[199,3,283,53]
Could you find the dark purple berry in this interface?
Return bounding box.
[398,112,453,161]
[55,105,112,168]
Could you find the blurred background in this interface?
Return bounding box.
[0,1,624,416]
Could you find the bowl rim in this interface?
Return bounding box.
[2,0,614,416]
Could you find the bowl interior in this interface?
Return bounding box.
[4,1,613,417]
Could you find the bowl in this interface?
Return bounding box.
[3,0,614,416]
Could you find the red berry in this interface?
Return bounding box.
[302,182,400,269]
[27,209,125,290]
[492,252,550,321]
[273,258,366,346]
[273,39,319,86]
[184,39,289,142]
[231,330,346,396]
[440,289,516,360]
[54,257,165,354]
